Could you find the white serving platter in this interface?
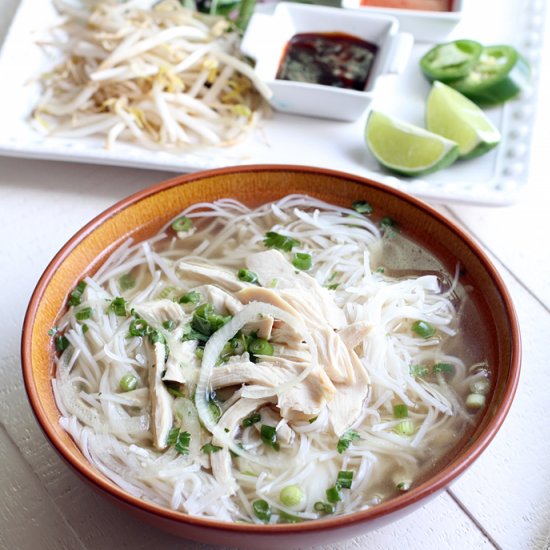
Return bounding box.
[0,0,546,206]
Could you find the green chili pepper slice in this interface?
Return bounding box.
[450,45,530,105]
[420,40,483,83]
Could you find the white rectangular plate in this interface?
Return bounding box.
[0,0,545,205]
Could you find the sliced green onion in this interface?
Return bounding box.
[352,200,373,214]
[54,334,70,352]
[260,424,280,451]
[393,404,409,419]
[171,216,193,232]
[108,297,127,317]
[279,485,305,507]
[336,470,354,490]
[470,378,490,395]
[394,419,415,436]
[191,303,231,336]
[313,501,334,514]
[201,442,222,454]
[119,373,138,392]
[336,430,360,453]
[397,481,411,492]
[326,486,342,503]
[195,347,204,360]
[119,273,135,290]
[278,510,304,523]
[308,416,318,424]
[75,307,92,321]
[248,337,274,357]
[179,290,201,305]
[129,318,148,337]
[252,499,271,523]
[237,268,258,284]
[326,283,339,290]
[241,412,261,427]
[465,393,486,410]
[68,280,87,307]
[292,252,312,271]
[81,324,89,334]
[411,320,436,339]
[263,231,299,252]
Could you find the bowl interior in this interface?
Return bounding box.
[22,165,520,537]
[242,2,398,89]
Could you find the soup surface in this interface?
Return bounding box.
[52,195,490,523]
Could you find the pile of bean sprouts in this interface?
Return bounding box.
[52,195,489,523]
[33,0,271,150]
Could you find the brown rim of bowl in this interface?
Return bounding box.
[21,164,521,535]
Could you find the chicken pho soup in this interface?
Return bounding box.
[53,194,491,523]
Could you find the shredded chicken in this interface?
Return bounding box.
[149,342,174,449]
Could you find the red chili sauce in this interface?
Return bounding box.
[359,0,453,11]
[276,32,378,91]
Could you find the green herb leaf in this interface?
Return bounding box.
[201,442,222,454]
[162,320,176,331]
[167,427,180,446]
[68,281,87,307]
[179,290,201,305]
[54,334,70,352]
[433,362,454,374]
[181,322,209,343]
[174,430,191,454]
[263,231,300,252]
[352,200,373,215]
[410,364,429,377]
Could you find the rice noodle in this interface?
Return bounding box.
[53,194,489,523]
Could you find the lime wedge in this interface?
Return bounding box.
[365,111,459,177]
[426,81,501,159]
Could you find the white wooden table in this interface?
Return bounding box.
[1,1,550,549]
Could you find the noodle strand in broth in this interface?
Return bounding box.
[53,194,490,523]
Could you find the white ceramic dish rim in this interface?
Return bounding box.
[0,0,545,206]
[340,0,463,19]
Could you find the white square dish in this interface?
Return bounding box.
[240,2,413,121]
[340,0,463,42]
